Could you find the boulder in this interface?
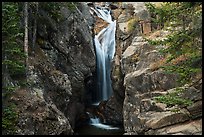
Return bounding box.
[140,111,190,130]
[99,96,123,125]
[10,88,73,135]
[187,101,202,119]
[145,118,202,135]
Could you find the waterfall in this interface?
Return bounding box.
[90,117,100,124]
[87,112,119,130]
[83,4,117,129]
[91,6,116,103]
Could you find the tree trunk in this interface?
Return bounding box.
[182,15,186,31]
[24,2,29,77]
[32,2,38,56]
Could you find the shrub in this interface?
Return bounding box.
[127,17,139,32]
[2,104,18,135]
[154,87,193,107]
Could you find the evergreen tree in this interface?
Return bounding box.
[2,2,26,78]
[145,2,202,85]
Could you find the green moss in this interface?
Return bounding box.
[154,87,193,107]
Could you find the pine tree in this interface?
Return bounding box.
[145,2,202,85]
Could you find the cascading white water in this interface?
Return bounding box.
[85,5,117,129]
[90,117,100,124]
[75,5,123,134]
[87,112,119,130]
[92,6,116,103]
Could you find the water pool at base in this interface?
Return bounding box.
[74,123,124,135]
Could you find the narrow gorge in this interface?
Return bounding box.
[2,2,202,135]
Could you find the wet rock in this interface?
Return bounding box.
[99,96,123,125]
[93,17,109,35]
[123,132,138,135]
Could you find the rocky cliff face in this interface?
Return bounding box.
[111,2,202,135]
[122,36,202,135]
[3,2,202,135]
[4,2,96,135]
[92,2,202,135]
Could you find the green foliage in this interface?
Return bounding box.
[39,2,62,22]
[66,2,77,12]
[161,65,201,85]
[3,86,17,92]
[2,2,26,77]
[39,2,77,22]
[19,79,32,87]
[2,104,18,135]
[2,60,26,75]
[154,87,193,107]
[127,17,139,32]
[145,2,202,86]
[145,2,171,29]
[2,85,17,99]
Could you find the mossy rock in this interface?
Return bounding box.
[127,17,139,32]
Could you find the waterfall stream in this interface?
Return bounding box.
[74,5,123,135]
[92,6,116,103]
[87,4,118,129]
